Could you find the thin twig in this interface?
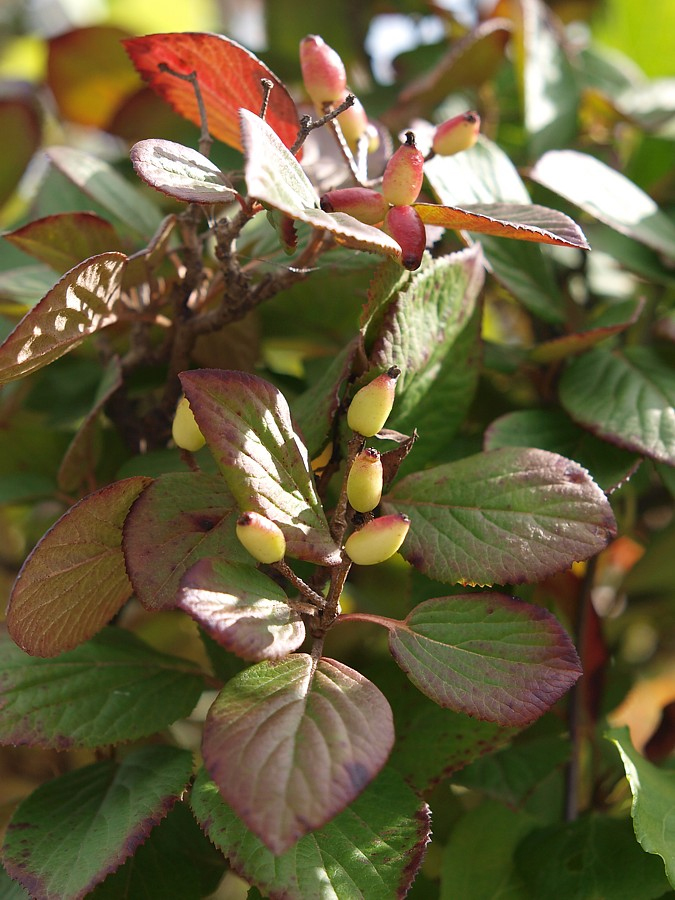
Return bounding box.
[158,63,212,157]
[273,561,327,609]
[259,78,274,120]
[290,94,356,156]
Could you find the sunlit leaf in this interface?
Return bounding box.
[0,626,204,748]
[178,558,305,660]
[202,654,394,854]
[4,213,126,274]
[6,477,151,656]
[191,765,429,898]
[531,150,675,259]
[130,139,237,204]
[0,252,126,385]
[124,32,300,153]
[382,448,616,586]
[180,369,340,565]
[2,746,193,900]
[559,347,675,464]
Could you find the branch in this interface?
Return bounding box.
[158,63,212,157]
[290,93,357,156]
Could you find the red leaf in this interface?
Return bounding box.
[124,33,301,154]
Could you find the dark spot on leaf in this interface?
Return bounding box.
[564,466,585,483]
[191,513,220,532]
[344,761,371,793]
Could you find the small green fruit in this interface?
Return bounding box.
[347,448,383,512]
[344,513,410,565]
[236,512,286,564]
[172,396,205,452]
[347,367,400,437]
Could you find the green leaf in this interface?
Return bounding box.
[386,594,581,726]
[191,765,429,899]
[240,109,402,263]
[180,369,340,565]
[130,139,237,204]
[0,265,58,311]
[607,726,675,887]
[88,802,226,900]
[6,476,151,656]
[0,626,204,748]
[0,862,29,899]
[531,150,675,259]
[440,801,535,900]
[47,146,164,239]
[485,408,640,493]
[0,252,127,385]
[382,448,616,586]
[529,298,645,362]
[123,471,246,611]
[201,654,395,854]
[559,347,675,465]
[583,223,675,287]
[514,816,672,899]
[1,745,193,900]
[178,558,305,660]
[4,213,127,274]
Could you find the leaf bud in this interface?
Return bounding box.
[344,513,410,565]
[432,111,481,157]
[347,366,400,437]
[383,205,426,271]
[235,511,286,564]
[347,448,383,512]
[320,187,388,225]
[300,35,347,108]
[381,131,425,207]
[172,396,205,452]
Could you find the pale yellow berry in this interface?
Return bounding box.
[432,111,480,157]
[347,448,383,513]
[347,367,400,437]
[236,512,286,564]
[344,513,410,565]
[172,396,205,452]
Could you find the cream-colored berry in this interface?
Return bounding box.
[236,512,286,564]
[172,396,205,452]
[347,448,383,513]
[347,367,400,437]
[344,513,410,565]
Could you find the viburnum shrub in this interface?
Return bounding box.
[0,6,674,899]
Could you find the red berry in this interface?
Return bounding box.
[432,111,481,157]
[299,35,347,108]
[383,205,426,271]
[320,187,388,225]
[381,132,425,207]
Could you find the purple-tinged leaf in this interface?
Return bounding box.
[0,95,41,206]
[123,471,246,611]
[385,594,581,726]
[382,448,616,586]
[178,558,304,660]
[191,765,429,899]
[180,369,340,565]
[240,109,402,263]
[6,477,151,657]
[485,409,640,494]
[202,654,394,854]
[130,139,237,204]
[414,201,590,249]
[2,745,193,900]
[530,150,675,259]
[560,347,675,465]
[4,213,126,274]
[0,626,204,749]
[0,252,126,385]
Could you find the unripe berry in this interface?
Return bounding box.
[235,511,286,564]
[381,132,425,207]
[347,448,383,512]
[320,187,388,225]
[172,396,205,452]
[344,513,410,565]
[300,35,347,108]
[383,205,426,271]
[347,366,400,437]
[432,111,481,157]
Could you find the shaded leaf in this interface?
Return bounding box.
[4,213,126,274]
[202,654,394,854]
[385,594,580,726]
[0,863,29,899]
[607,726,675,887]
[485,408,640,493]
[124,32,300,153]
[0,96,41,207]
[382,447,616,586]
[2,746,193,900]
[0,626,204,749]
[178,558,305,660]
[0,253,126,386]
[240,109,402,262]
[531,150,675,259]
[583,222,675,288]
[191,765,428,898]
[559,347,675,464]
[180,369,340,565]
[6,477,151,656]
[0,265,57,312]
[414,201,590,249]
[130,139,237,204]
[47,146,163,238]
[123,471,246,611]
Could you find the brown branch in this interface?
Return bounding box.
[158,63,212,157]
[290,94,356,156]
